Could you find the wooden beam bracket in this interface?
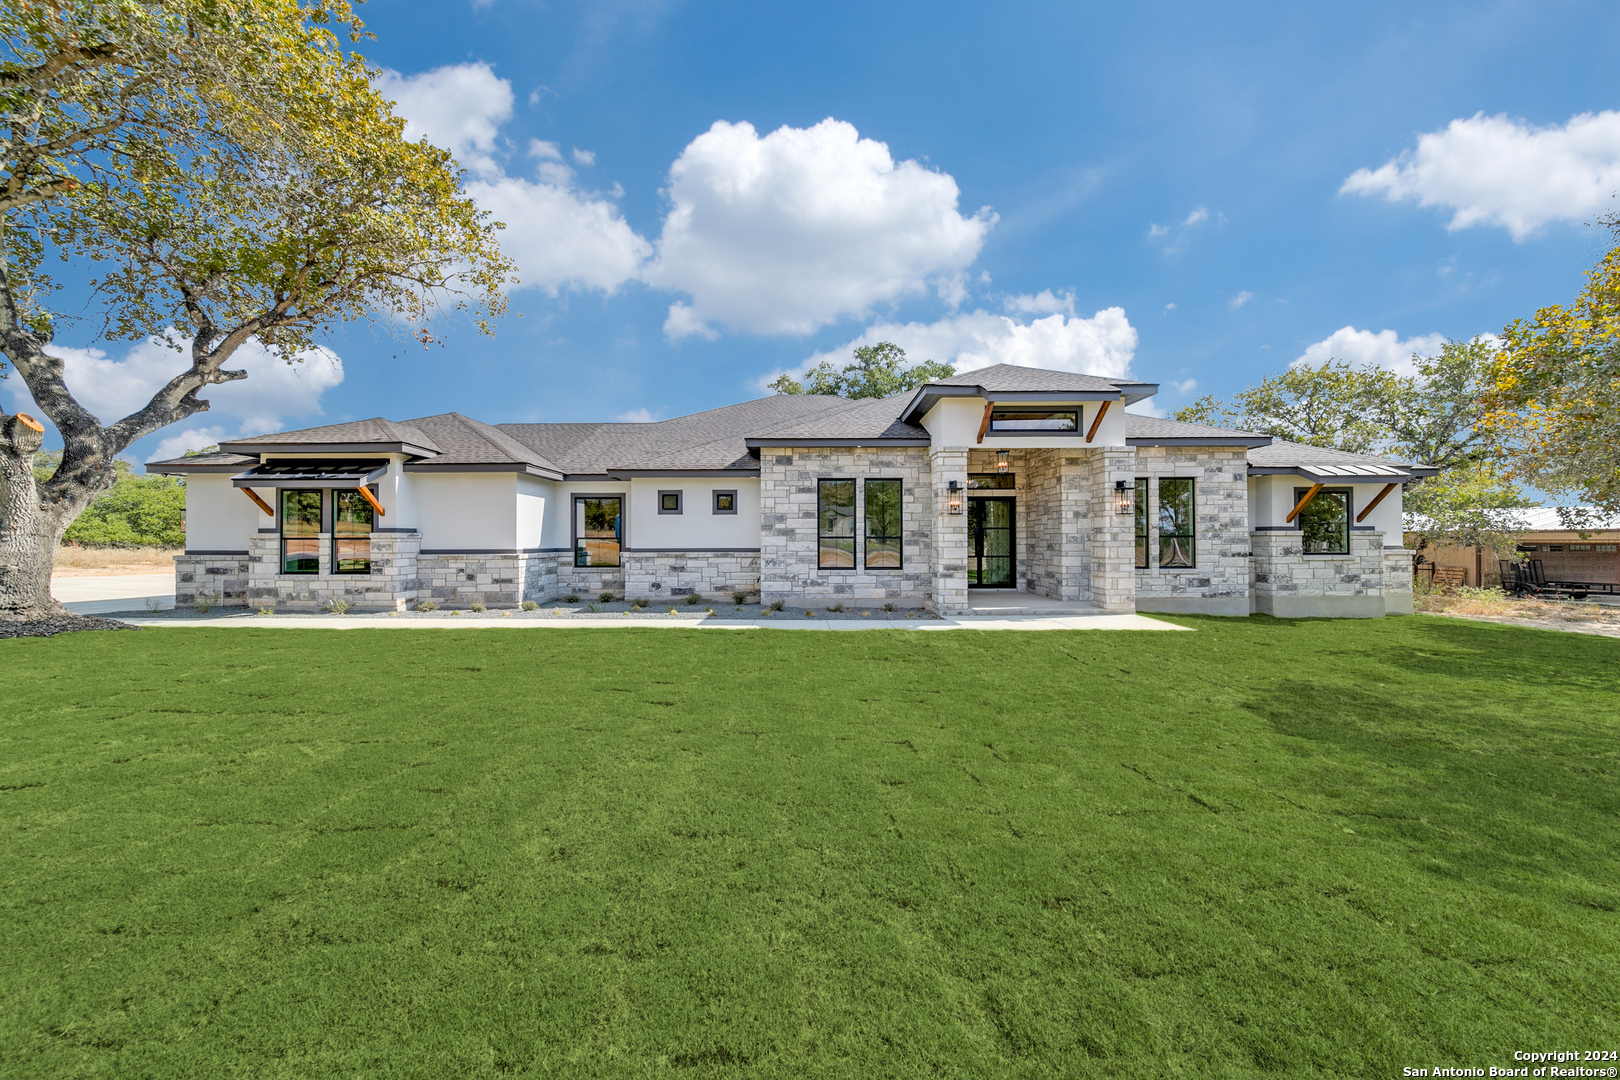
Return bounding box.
[355,484,385,517]
[1285,482,1324,524]
[1356,482,1398,523]
[976,401,995,444]
[1085,399,1112,443]
[241,487,274,517]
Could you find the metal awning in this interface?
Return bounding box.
[231,459,389,489]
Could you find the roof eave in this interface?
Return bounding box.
[744,437,932,449]
[218,439,440,457]
[403,461,564,480]
[1129,436,1271,448]
[144,461,253,475]
[1248,465,1417,483]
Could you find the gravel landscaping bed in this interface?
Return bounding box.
[0,614,141,638]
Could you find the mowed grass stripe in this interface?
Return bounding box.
[0,617,1615,1078]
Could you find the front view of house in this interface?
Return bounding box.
[149,364,1433,617]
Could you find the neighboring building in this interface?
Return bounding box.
[147,365,1434,617]
[1419,508,1620,588]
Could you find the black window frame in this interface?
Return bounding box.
[864,478,904,570]
[1157,477,1196,569]
[573,494,625,568]
[817,479,856,570]
[331,487,376,575]
[279,488,322,575]
[1134,477,1149,569]
[712,489,737,515]
[1295,486,1352,555]
[988,409,1080,433]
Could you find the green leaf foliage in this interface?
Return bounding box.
[770,342,957,399]
[56,460,185,547]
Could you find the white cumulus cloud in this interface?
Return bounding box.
[376,62,514,179]
[380,64,647,295]
[644,118,996,338]
[1293,326,1447,377]
[1228,290,1253,311]
[770,306,1137,390]
[1342,110,1620,240]
[614,407,658,423]
[3,332,344,460]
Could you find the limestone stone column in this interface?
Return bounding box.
[929,446,970,614]
[1086,448,1138,611]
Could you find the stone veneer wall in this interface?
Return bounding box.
[1132,447,1251,616]
[174,552,251,608]
[1251,530,1406,617]
[415,551,543,608]
[760,446,935,607]
[556,563,625,599]
[1018,450,1068,599]
[233,532,423,612]
[1086,448,1140,611]
[623,551,761,602]
[927,447,968,613]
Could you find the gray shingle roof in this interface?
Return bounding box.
[145,450,258,473]
[401,413,562,474]
[1247,438,1435,478]
[937,363,1142,393]
[217,417,442,453]
[1122,413,1271,444]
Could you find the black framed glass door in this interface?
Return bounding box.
[968,497,1015,587]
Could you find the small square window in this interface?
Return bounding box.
[1597,544,1617,552]
[658,490,683,515]
[712,489,737,514]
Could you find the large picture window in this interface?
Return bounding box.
[865,479,903,569]
[1157,478,1195,568]
[333,489,375,573]
[1134,477,1149,569]
[989,409,1078,432]
[280,489,321,574]
[818,479,855,568]
[1297,487,1351,555]
[575,496,623,567]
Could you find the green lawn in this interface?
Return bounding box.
[1,617,1617,1079]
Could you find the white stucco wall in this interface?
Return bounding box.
[919,397,1128,449]
[412,472,519,550]
[546,481,632,552]
[516,476,551,550]
[1248,474,1405,537]
[185,474,269,551]
[628,478,761,549]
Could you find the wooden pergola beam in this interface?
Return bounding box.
[356,485,385,517]
[1085,399,1111,443]
[241,487,274,517]
[1285,482,1324,524]
[1356,482,1398,523]
[976,401,995,444]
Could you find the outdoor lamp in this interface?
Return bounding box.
[1114,479,1133,516]
[947,480,963,514]
[995,449,1010,473]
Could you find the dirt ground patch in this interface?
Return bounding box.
[51,546,179,576]
[1418,589,1620,637]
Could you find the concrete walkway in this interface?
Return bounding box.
[111,611,1187,632]
[54,572,1189,631]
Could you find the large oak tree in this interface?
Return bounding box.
[0,0,512,619]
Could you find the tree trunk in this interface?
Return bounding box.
[0,412,79,619]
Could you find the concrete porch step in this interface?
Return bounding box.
[966,591,1111,617]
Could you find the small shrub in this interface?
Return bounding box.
[861,610,871,618]
[883,602,895,612]
[416,599,440,612]
[564,594,579,603]
[256,605,274,616]
[469,600,487,613]
[502,610,513,617]
[586,602,601,613]
[732,591,748,605]
[769,600,784,612]
[668,607,678,615]
[705,607,715,615]
[521,600,539,611]
[147,597,166,613]
[448,608,461,616]
[599,591,615,603]
[804,609,817,618]
[827,602,844,612]
[194,596,215,614]
[632,597,648,610]
[685,593,703,605]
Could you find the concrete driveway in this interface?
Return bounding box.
[53,573,174,614]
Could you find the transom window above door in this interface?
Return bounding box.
[989,409,1078,432]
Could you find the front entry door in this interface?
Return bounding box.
[968,497,1015,587]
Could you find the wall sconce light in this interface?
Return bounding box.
[1114,479,1133,516]
[947,480,963,514]
[995,449,1010,473]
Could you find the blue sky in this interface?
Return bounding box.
[20,0,1620,461]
